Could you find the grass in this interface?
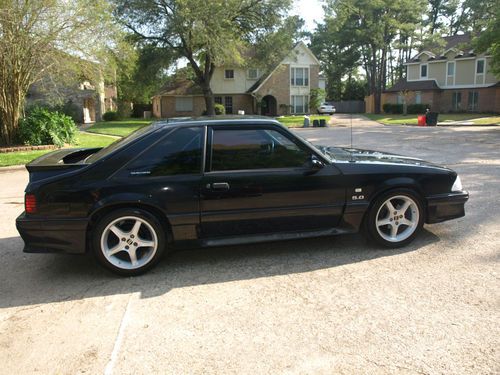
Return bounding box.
[277,115,331,128]
[0,132,116,167]
[364,113,500,125]
[86,118,152,136]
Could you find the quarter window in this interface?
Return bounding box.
[247,69,259,79]
[452,92,462,111]
[224,96,233,114]
[211,129,309,171]
[447,62,455,76]
[420,64,428,78]
[224,69,234,79]
[175,97,193,112]
[291,95,309,114]
[125,127,203,177]
[468,91,479,111]
[476,60,484,74]
[291,67,309,86]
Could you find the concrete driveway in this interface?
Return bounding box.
[1,124,499,374]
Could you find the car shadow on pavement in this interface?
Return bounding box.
[0,229,440,309]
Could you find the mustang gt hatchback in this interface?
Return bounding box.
[16,116,468,275]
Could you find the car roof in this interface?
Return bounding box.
[151,115,283,129]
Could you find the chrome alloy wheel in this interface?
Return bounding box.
[375,195,420,243]
[100,216,158,270]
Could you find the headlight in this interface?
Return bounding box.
[452,175,463,192]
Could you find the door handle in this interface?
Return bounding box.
[209,182,230,190]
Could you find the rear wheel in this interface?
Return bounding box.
[365,189,424,248]
[92,209,166,276]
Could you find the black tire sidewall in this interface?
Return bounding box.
[92,208,166,276]
[365,189,424,248]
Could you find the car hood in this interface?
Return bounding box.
[318,145,447,169]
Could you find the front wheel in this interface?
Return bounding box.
[365,189,424,248]
[92,209,166,276]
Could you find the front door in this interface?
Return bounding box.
[200,125,345,238]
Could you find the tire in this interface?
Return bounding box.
[364,189,424,248]
[92,208,166,276]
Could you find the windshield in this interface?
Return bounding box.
[293,131,334,162]
[85,125,154,163]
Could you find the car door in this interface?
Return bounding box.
[200,124,345,238]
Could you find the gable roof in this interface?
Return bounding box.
[248,42,319,94]
[408,34,475,63]
[384,78,441,92]
[155,79,203,96]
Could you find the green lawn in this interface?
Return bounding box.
[0,132,115,167]
[364,113,500,125]
[86,118,152,136]
[277,115,331,128]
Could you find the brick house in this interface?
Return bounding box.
[383,34,500,113]
[152,42,324,118]
[28,79,117,124]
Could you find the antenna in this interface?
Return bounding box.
[350,112,353,149]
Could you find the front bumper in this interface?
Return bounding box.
[16,213,88,254]
[426,191,469,224]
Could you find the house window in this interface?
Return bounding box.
[291,95,309,114]
[397,95,403,104]
[224,96,233,114]
[224,69,234,79]
[247,69,259,79]
[476,59,485,74]
[291,67,309,86]
[214,96,222,104]
[447,62,455,76]
[452,92,462,111]
[415,91,422,104]
[468,91,479,111]
[420,64,428,78]
[175,97,193,112]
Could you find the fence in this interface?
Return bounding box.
[329,100,365,113]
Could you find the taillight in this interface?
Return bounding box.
[25,194,37,214]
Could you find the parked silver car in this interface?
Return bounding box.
[317,102,336,115]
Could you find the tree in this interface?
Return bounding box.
[114,0,300,115]
[322,0,425,113]
[473,1,500,75]
[309,88,326,112]
[0,0,117,146]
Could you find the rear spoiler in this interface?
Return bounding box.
[26,147,101,182]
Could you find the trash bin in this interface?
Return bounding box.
[319,119,327,127]
[312,119,320,127]
[303,116,310,128]
[426,112,439,126]
[417,115,426,126]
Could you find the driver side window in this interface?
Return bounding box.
[210,128,309,171]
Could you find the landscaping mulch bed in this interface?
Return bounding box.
[0,144,58,153]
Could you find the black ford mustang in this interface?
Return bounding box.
[16,116,468,275]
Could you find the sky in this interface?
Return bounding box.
[291,0,325,32]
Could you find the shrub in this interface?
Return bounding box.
[407,104,430,114]
[214,103,225,115]
[202,103,226,115]
[382,103,393,113]
[102,111,120,121]
[18,107,77,147]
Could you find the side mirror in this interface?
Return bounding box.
[305,155,324,175]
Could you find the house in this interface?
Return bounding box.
[152,42,322,118]
[382,34,500,113]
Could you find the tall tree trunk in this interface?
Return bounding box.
[202,83,215,116]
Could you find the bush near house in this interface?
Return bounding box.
[18,107,77,147]
[407,104,430,114]
[383,103,403,114]
[102,111,120,121]
[202,104,225,115]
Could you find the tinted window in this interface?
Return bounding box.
[125,127,203,177]
[211,129,309,171]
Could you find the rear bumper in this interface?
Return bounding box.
[16,213,88,254]
[426,191,469,224]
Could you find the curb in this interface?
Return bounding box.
[0,165,25,173]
